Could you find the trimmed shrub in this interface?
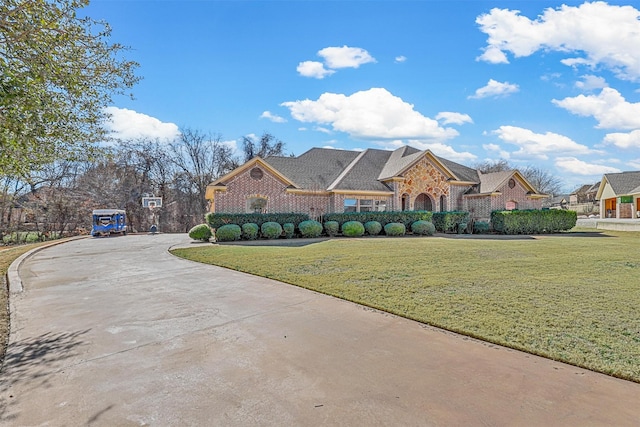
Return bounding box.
[324,210,432,228]
[491,209,577,234]
[299,220,323,238]
[324,221,340,237]
[411,220,435,236]
[188,224,212,242]
[283,223,295,239]
[432,211,470,233]
[342,221,365,237]
[261,221,283,239]
[216,224,242,242]
[241,223,259,240]
[384,222,406,236]
[473,221,491,234]
[206,212,309,229]
[364,220,382,236]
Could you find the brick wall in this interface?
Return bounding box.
[213,167,330,215]
[465,178,543,221]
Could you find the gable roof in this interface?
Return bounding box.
[265,148,360,190]
[599,171,640,197]
[207,145,547,195]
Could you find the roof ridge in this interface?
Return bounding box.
[327,149,369,190]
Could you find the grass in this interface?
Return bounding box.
[0,241,54,365]
[171,229,640,383]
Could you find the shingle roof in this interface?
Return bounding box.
[603,171,640,195]
[258,146,549,195]
[265,148,360,190]
[331,149,394,191]
[477,170,513,193]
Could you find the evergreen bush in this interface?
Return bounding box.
[364,220,382,236]
[216,224,242,242]
[324,210,432,228]
[241,223,259,240]
[283,223,295,239]
[206,212,308,229]
[384,222,406,236]
[298,220,323,238]
[261,221,283,239]
[324,221,340,237]
[188,224,212,242]
[342,221,365,237]
[491,209,577,234]
[432,211,470,233]
[411,220,435,236]
[473,221,491,234]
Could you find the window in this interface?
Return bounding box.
[344,199,357,212]
[505,201,517,210]
[250,167,264,180]
[344,198,385,212]
[359,199,373,212]
[247,197,267,213]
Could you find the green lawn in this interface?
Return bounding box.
[171,229,640,383]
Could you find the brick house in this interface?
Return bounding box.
[205,146,547,221]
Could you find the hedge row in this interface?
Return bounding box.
[213,219,439,241]
[431,211,470,233]
[491,209,577,234]
[206,212,309,229]
[323,210,432,228]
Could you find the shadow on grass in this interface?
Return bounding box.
[218,238,331,247]
[0,329,90,423]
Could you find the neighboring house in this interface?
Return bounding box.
[543,194,569,210]
[570,182,599,205]
[205,146,547,221]
[596,171,640,219]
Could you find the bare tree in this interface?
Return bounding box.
[240,132,286,163]
[521,165,563,196]
[168,129,237,228]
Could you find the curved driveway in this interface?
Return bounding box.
[1,234,639,426]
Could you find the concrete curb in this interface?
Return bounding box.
[6,236,87,294]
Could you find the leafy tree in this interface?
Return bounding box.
[0,0,139,177]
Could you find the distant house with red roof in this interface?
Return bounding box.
[205,146,547,221]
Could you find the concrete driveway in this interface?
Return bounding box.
[1,234,639,426]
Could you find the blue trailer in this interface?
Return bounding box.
[91,209,127,237]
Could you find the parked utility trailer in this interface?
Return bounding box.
[91,209,127,237]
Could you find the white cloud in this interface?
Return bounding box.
[412,141,477,163]
[482,143,511,159]
[297,61,335,79]
[604,130,640,149]
[553,87,640,130]
[260,111,286,123]
[298,46,375,78]
[317,46,376,69]
[103,107,180,141]
[555,157,621,176]
[395,55,407,63]
[492,125,592,160]
[628,159,640,169]
[468,79,519,99]
[435,112,473,125]
[476,2,640,81]
[281,87,458,141]
[575,75,608,91]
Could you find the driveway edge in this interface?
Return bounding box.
[6,236,87,294]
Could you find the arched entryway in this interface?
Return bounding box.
[414,193,433,211]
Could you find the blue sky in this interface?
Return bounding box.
[85,0,640,192]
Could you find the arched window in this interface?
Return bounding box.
[439,195,447,212]
[414,193,433,211]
